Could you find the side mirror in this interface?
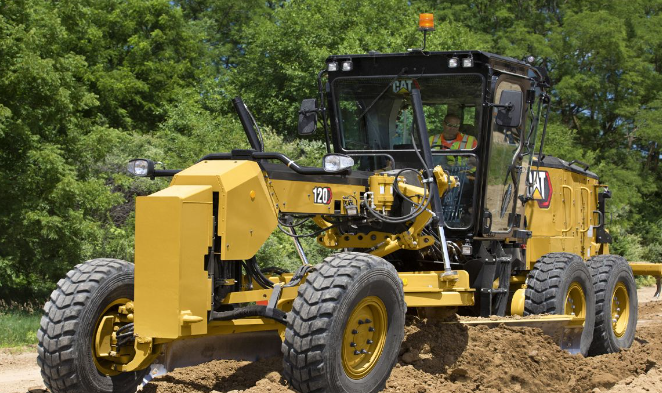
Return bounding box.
[127,159,155,177]
[495,90,523,128]
[298,99,318,135]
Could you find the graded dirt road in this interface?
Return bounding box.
[2,286,661,393]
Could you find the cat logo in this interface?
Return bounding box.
[392,79,413,94]
[528,170,552,208]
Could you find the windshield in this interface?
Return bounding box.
[334,74,484,152]
[333,74,484,229]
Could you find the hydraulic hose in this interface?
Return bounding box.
[209,305,288,325]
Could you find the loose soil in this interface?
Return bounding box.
[2,287,661,393]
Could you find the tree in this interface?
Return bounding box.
[229,0,487,137]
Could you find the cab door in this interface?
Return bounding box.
[482,76,527,235]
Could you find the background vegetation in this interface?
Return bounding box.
[1,0,661,302]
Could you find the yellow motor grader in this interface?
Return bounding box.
[38,15,662,393]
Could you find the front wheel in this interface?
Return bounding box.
[37,259,149,393]
[587,254,638,355]
[281,252,405,393]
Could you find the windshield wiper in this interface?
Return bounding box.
[357,68,408,122]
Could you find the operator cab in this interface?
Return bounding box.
[312,50,548,238]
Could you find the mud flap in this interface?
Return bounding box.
[655,277,661,299]
[137,330,283,390]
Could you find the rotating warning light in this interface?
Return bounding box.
[419,13,434,31]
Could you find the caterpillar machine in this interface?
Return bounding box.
[38,13,662,393]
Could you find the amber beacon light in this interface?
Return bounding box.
[419,13,434,31]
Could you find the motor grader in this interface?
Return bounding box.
[38,14,662,393]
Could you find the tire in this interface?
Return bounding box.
[281,252,405,393]
[37,259,149,393]
[524,252,596,356]
[587,254,638,355]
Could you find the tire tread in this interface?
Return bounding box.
[37,258,133,393]
[281,252,403,393]
[587,254,637,355]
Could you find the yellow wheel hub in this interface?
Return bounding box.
[611,282,630,338]
[341,296,387,380]
[92,298,136,375]
[564,282,586,323]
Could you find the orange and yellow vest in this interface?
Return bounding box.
[429,133,477,150]
[429,133,477,170]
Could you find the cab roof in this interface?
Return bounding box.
[325,50,546,84]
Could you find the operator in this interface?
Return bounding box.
[429,114,477,150]
[429,114,477,227]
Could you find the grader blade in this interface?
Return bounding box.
[137,330,282,390]
[459,315,585,355]
[629,262,662,298]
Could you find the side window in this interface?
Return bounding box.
[339,101,367,150]
[422,105,448,136]
[460,107,477,139]
[392,103,413,147]
[484,80,524,233]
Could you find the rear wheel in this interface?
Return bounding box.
[587,254,637,355]
[37,259,149,393]
[525,252,596,356]
[282,252,405,393]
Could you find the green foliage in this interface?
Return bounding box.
[1,0,662,302]
[256,128,329,269]
[230,0,486,136]
[0,301,41,347]
[635,275,658,289]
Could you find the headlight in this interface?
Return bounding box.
[448,57,459,68]
[323,154,354,172]
[327,62,338,72]
[462,57,473,68]
[127,159,154,177]
[341,61,353,71]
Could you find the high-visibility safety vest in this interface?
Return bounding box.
[429,133,477,171]
[429,133,477,150]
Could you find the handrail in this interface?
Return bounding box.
[561,185,573,232]
[579,187,590,233]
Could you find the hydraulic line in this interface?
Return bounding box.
[209,305,287,325]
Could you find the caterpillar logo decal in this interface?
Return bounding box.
[392,79,413,94]
[392,79,421,94]
[528,170,552,208]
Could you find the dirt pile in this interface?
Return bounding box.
[146,296,662,393]
[387,316,655,393]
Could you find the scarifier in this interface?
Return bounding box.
[38,13,662,393]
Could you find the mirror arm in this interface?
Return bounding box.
[298,108,323,116]
[487,101,514,110]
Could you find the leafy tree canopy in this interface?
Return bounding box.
[1,0,662,300]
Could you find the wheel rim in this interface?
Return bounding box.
[341,296,388,380]
[564,282,586,323]
[611,282,630,338]
[92,298,135,375]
